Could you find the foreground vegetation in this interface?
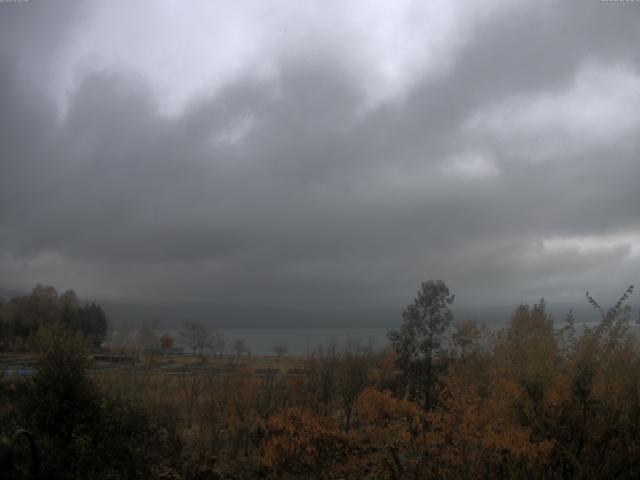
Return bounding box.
[1,281,640,479]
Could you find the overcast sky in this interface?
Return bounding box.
[1,0,639,317]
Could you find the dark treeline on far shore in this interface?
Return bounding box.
[1,280,640,479]
[0,284,108,350]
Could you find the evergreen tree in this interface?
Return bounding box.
[388,279,454,410]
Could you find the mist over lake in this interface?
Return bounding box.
[159,328,389,356]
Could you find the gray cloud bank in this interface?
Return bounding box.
[1,1,639,326]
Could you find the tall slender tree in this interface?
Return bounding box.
[388,279,454,410]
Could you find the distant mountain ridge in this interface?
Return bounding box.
[0,286,624,329]
[0,288,25,302]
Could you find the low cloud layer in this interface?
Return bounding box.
[1,1,639,320]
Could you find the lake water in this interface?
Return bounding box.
[160,328,390,356]
[146,321,640,356]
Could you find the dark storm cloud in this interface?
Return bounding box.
[1,0,639,315]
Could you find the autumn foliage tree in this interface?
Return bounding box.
[263,408,348,478]
[4,280,640,479]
